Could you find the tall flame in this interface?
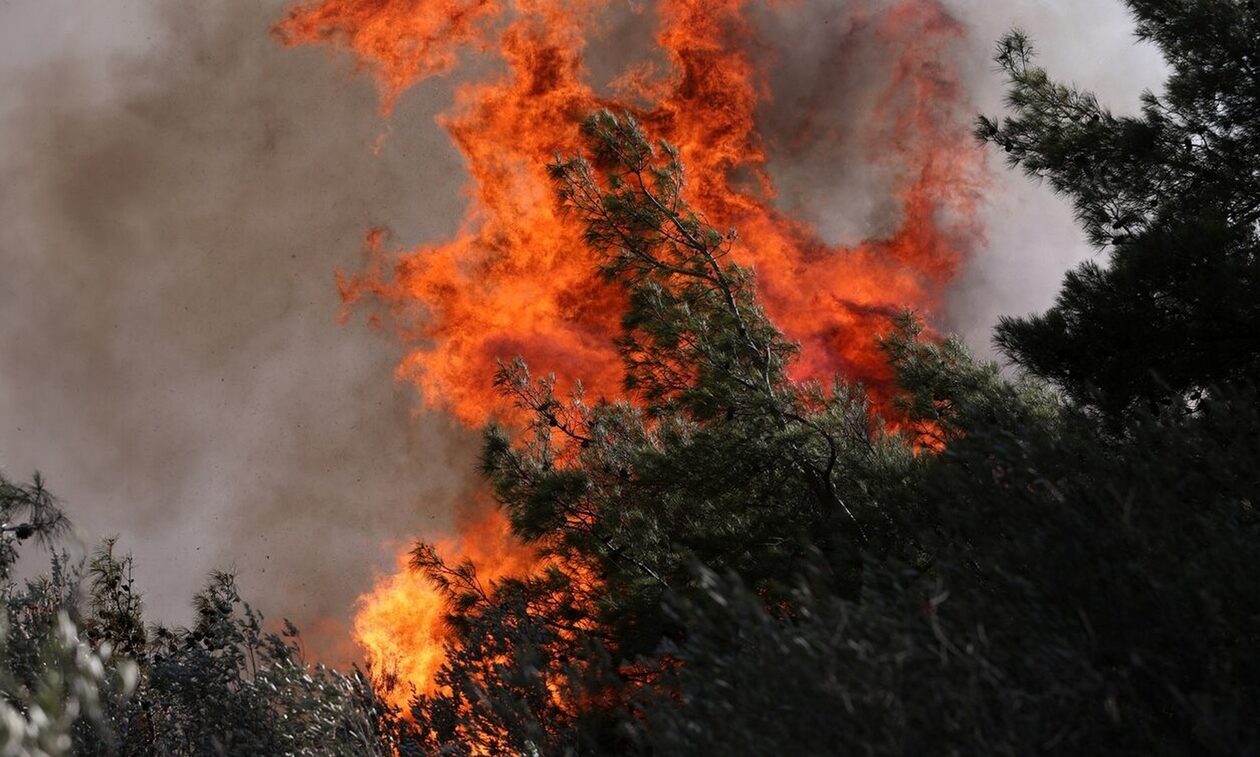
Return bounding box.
[279,0,984,705]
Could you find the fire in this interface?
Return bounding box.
[275,0,502,114]
[279,0,984,705]
[353,504,536,709]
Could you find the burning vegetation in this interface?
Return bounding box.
[276,0,984,707]
[2,0,1260,754]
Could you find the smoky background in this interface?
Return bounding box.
[0,0,1164,662]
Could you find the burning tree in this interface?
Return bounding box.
[397,110,929,754]
[276,0,986,710]
[378,3,1260,751]
[2,1,1258,754]
[397,102,1260,755]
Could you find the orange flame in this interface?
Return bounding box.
[353,504,536,709]
[280,0,984,705]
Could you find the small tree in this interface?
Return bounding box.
[0,469,404,756]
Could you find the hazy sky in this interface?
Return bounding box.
[0,0,1165,661]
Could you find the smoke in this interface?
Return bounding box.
[0,0,1167,661]
[752,0,959,247]
[744,0,1168,355]
[0,0,480,661]
[943,0,1169,352]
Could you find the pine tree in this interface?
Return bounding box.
[978,1,1260,420]
[403,112,927,753]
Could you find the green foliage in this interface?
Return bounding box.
[929,380,1260,753]
[878,310,1058,446]
[402,576,616,757]
[401,111,930,753]
[129,571,397,756]
[0,472,69,583]
[410,14,1260,746]
[627,563,1015,756]
[627,378,1260,755]
[545,110,919,588]
[977,2,1260,420]
[0,609,137,757]
[0,469,403,756]
[7,3,1260,753]
[0,472,134,756]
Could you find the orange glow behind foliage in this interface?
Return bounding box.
[279,0,984,706]
[352,505,536,709]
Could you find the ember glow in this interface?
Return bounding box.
[278,0,983,706]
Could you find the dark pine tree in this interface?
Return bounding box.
[978,0,1260,421]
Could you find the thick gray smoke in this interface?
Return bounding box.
[749,0,1167,353]
[0,0,1166,661]
[943,0,1168,352]
[0,0,479,661]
